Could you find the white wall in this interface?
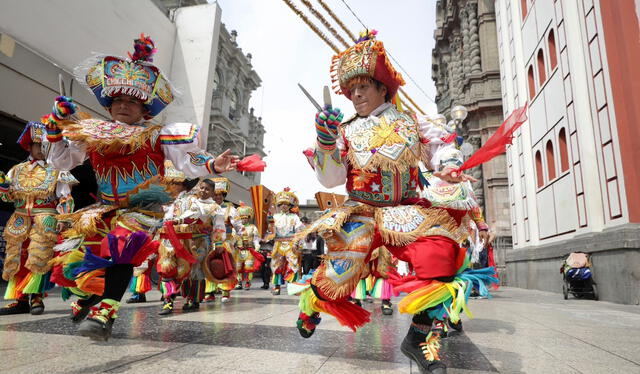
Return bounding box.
[0,0,220,132]
[165,3,222,147]
[0,0,175,75]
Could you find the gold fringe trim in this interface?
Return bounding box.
[345,142,421,173]
[60,204,117,238]
[312,260,365,300]
[10,187,57,202]
[60,120,162,154]
[293,203,374,242]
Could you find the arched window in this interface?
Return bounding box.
[559,128,570,171]
[535,151,544,187]
[521,0,528,20]
[213,70,221,92]
[528,65,536,100]
[229,89,238,111]
[537,49,546,84]
[548,30,558,70]
[546,140,556,180]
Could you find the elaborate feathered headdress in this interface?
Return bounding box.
[75,34,176,119]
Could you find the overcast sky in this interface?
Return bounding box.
[213,0,438,203]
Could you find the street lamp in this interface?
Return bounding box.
[451,105,468,122]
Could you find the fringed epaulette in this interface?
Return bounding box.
[59,119,162,154]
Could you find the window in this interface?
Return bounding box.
[548,30,558,70]
[546,140,556,180]
[537,49,546,84]
[521,0,528,20]
[228,89,238,120]
[213,70,221,92]
[535,151,544,187]
[559,128,569,171]
[229,89,237,111]
[528,65,536,100]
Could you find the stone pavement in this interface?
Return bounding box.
[0,286,638,374]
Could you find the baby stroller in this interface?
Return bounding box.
[560,252,598,300]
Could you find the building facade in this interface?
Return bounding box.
[207,25,266,203]
[495,0,640,304]
[432,0,511,277]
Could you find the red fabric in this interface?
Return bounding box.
[88,138,165,204]
[236,154,266,172]
[386,235,462,280]
[456,104,528,173]
[51,264,76,287]
[163,221,197,264]
[222,250,235,275]
[248,248,265,272]
[99,226,129,258]
[321,299,371,332]
[130,240,159,267]
[302,148,315,170]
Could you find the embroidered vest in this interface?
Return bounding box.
[342,106,421,206]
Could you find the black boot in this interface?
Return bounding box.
[29,294,45,315]
[446,318,463,332]
[125,292,146,303]
[159,299,174,316]
[381,299,393,315]
[78,317,114,341]
[400,323,447,374]
[77,300,119,341]
[182,299,198,311]
[297,312,321,338]
[0,299,30,315]
[71,295,102,322]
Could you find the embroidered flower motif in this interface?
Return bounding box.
[369,119,404,149]
[352,170,377,189]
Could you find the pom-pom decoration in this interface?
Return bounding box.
[128,33,157,62]
[355,29,378,43]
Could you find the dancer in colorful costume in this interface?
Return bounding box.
[156,161,206,315]
[290,31,497,374]
[43,35,238,340]
[269,188,304,295]
[126,256,156,304]
[203,177,241,302]
[177,179,225,311]
[351,246,396,315]
[0,122,77,315]
[414,135,492,338]
[234,203,264,290]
